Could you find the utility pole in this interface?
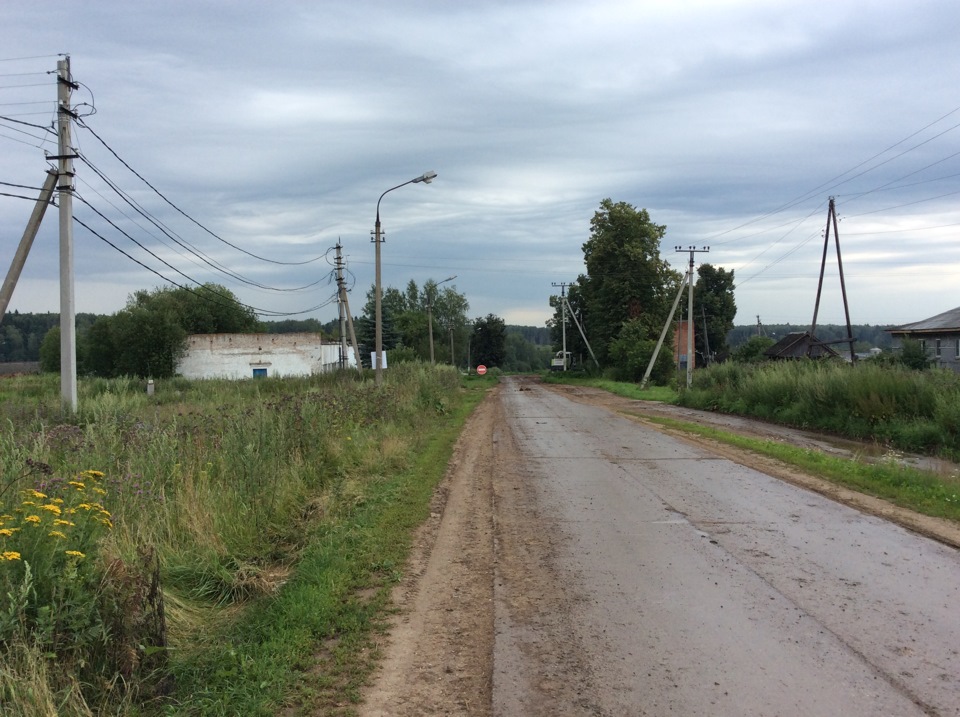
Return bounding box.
[756,315,765,337]
[56,56,79,412]
[428,275,456,364]
[334,242,361,372]
[552,281,571,370]
[811,197,856,362]
[677,246,709,388]
[0,169,58,324]
[335,242,349,369]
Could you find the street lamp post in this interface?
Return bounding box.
[428,275,456,364]
[373,171,437,386]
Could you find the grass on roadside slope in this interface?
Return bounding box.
[646,416,960,524]
[164,383,488,717]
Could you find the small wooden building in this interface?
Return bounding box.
[763,331,841,360]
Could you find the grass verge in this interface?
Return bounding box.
[645,415,960,523]
[163,383,488,716]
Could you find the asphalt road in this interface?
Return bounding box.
[493,376,960,716]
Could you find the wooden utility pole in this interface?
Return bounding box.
[810,197,856,362]
[57,56,79,412]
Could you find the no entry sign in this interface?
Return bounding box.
[476,365,487,375]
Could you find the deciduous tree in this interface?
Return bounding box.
[577,199,681,365]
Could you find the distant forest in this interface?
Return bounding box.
[0,311,556,364]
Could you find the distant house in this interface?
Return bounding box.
[763,331,842,360]
[887,307,960,373]
[176,333,356,380]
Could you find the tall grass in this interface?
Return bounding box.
[0,363,469,715]
[681,360,960,457]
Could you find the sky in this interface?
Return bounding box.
[2,0,959,331]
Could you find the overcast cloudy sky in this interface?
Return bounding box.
[2,1,959,330]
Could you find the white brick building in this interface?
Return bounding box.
[176,333,356,379]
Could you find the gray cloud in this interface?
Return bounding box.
[2,0,959,329]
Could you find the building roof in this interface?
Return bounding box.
[764,331,842,360]
[888,306,960,334]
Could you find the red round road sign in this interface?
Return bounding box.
[476,365,487,375]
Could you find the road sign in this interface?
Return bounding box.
[477,365,487,375]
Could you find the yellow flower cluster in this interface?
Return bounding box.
[1,469,112,562]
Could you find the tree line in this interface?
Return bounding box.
[3,280,554,377]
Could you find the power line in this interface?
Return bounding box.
[0,54,60,62]
[74,157,333,293]
[706,104,960,246]
[75,118,330,267]
[72,215,340,318]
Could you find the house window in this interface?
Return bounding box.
[956,339,960,360]
[935,339,942,358]
[252,368,267,378]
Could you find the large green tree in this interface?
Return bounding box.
[470,314,506,368]
[85,283,261,378]
[693,264,737,365]
[558,199,681,368]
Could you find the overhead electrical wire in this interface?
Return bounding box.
[75,118,329,266]
[74,154,331,293]
[72,215,339,318]
[706,104,960,247]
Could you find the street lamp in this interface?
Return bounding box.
[373,171,437,386]
[427,275,456,364]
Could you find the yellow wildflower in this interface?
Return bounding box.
[24,515,41,524]
[51,498,64,505]
[0,528,17,537]
[53,519,75,527]
[65,550,85,558]
[69,481,86,490]
[76,503,92,511]
[82,470,105,478]
[40,504,62,515]
[98,508,112,518]
[2,551,21,561]
[26,489,46,499]
[92,487,107,495]
[48,530,67,539]
[21,500,36,507]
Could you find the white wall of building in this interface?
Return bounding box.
[176,333,356,379]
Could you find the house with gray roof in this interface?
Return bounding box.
[887,306,960,372]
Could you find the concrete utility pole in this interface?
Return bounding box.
[56,56,79,412]
[372,171,436,386]
[678,246,709,389]
[335,242,349,369]
[0,169,58,324]
[552,281,570,370]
